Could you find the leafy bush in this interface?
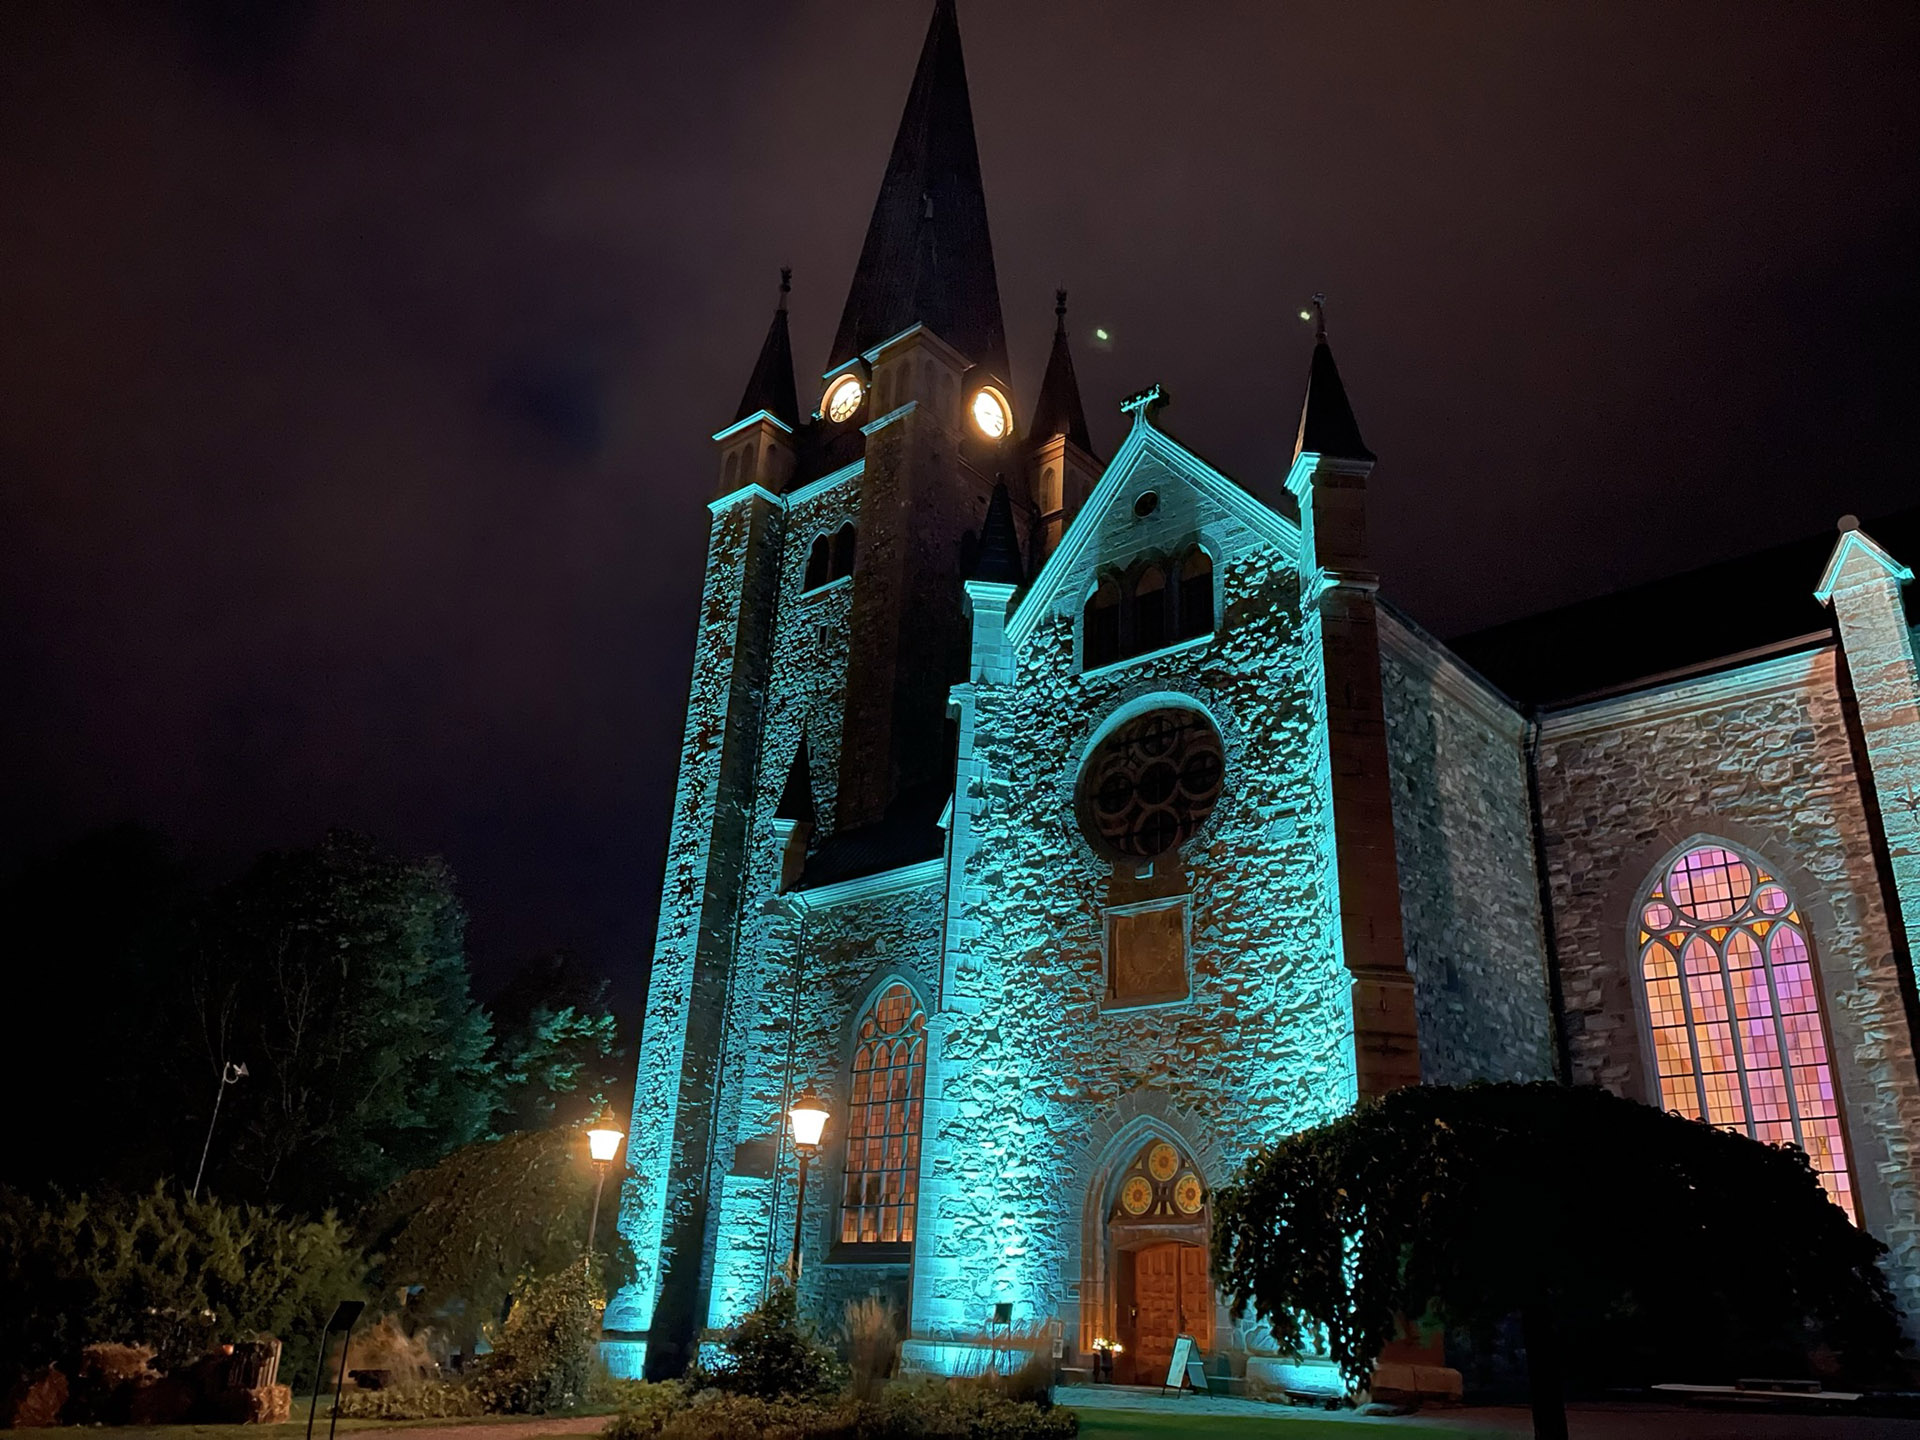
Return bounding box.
[332,1380,482,1419]
[1213,1081,1901,1429]
[364,1127,636,1353]
[603,1385,1076,1440]
[694,1283,844,1400]
[0,1184,366,1387]
[470,1265,602,1413]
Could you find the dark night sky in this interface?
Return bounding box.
[4,1,1918,1007]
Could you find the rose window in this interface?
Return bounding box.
[1080,708,1224,859]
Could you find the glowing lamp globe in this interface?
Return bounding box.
[788,1092,830,1150]
[587,1119,624,1163]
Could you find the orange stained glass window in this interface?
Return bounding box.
[840,983,926,1245]
[1637,844,1855,1220]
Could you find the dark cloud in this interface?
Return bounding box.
[2,1,1917,1006]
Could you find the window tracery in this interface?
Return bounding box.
[1080,707,1224,860]
[1637,843,1855,1219]
[840,982,925,1245]
[1081,546,1215,670]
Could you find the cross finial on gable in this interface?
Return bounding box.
[1119,383,1169,427]
[1311,292,1328,341]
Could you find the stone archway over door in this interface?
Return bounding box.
[1102,1138,1211,1384]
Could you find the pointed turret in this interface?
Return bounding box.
[774,733,816,826]
[969,480,1025,586]
[1293,298,1373,464]
[828,0,1008,381]
[734,268,799,429]
[1029,289,1093,456]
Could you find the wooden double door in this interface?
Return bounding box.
[1117,1242,1212,1385]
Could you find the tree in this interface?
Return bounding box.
[0,1184,366,1386]
[487,951,623,1134]
[192,830,498,1213]
[1211,1083,1899,1440]
[362,1127,634,1352]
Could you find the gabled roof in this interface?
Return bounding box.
[827,0,1009,382]
[1815,523,1915,604]
[734,269,799,429]
[1007,407,1303,651]
[969,480,1024,586]
[1029,290,1094,456]
[1294,335,1373,465]
[798,781,948,891]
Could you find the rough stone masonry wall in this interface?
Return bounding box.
[610,488,783,1361]
[696,471,863,1332]
[916,439,1355,1344]
[1378,608,1557,1084]
[1533,646,1920,1336]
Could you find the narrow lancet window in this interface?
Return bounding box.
[1084,578,1122,669]
[1134,565,1168,654]
[832,523,857,580]
[840,982,926,1245]
[804,536,831,591]
[1637,843,1855,1220]
[1177,548,1213,639]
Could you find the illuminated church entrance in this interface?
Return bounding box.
[1102,1139,1212,1384]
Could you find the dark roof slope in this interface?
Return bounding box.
[1029,290,1093,456]
[827,0,1008,381]
[798,782,948,891]
[734,270,799,428]
[1448,507,1920,708]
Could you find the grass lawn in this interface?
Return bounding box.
[22,1418,607,1440]
[1071,1407,1512,1440]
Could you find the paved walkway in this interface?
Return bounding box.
[1057,1384,1920,1437]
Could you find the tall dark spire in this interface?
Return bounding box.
[828,0,1008,381]
[735,268,799,428]
[1293,298,1374,463]
[1028,288,1094,457]
[968,479,1024,586]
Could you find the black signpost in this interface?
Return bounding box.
[304,1300,366,1440]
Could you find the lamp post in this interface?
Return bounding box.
[585,1113,625,1260]
[786,1092,830,1282]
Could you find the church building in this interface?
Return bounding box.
[606,0,1920,1388]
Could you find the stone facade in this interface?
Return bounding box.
[1533,643,1920,1334]
[1379,608,1557,1085]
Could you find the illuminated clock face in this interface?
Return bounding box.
[971,387,1010,439]
[825,375,864,424]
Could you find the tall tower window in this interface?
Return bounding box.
[804,536,832,591]
[1636,843,1855,1220]
[832,523,857,579]
[841,982,926,1245]
[1177,549,1213,639]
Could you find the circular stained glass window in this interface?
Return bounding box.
[1148,1143,1180,1181]
[1120,1175,1153,1215]
[1079,707,1225,859]
[1173,1173,1204,1215]
[1667,846,1754,921]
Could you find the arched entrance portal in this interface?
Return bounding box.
[1105,1139,1211,1384]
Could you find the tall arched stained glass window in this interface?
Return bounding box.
[840,983,926,1245]
[1638,843,1855,1220]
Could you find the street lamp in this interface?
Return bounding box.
[585,1113,625,1258]
[786,1091,830,1280]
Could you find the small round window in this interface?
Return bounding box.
[1078,707,1224,859]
